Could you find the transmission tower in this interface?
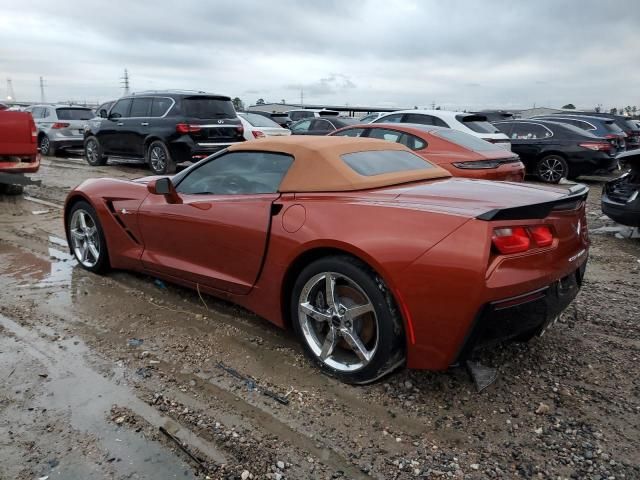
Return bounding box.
[6,78,15,102]
[40,76,46,103]
[120,69,130,95]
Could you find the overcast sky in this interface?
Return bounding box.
[0,0,638,110]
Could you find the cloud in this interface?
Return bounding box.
[286,73,356,96]
[0,0,638,109]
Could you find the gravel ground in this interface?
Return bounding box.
[0,155,638,479]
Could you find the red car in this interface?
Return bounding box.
[0,110,40,194]
[331,123,525,181]
[64,137,588,384]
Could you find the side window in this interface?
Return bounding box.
[510,123,551,140]
[109,99,132,119]
[368,128,402,142]
[311,119,333,132]
[400,133,427,150]
[288,111,301,121]
[151,97,172,117]
[130,97,153,117]
[176,152,294,195]
[291,119,312,132]
[375,113,404,123]
[333,128,366,137]
[404,113,432,125]
[493,122,513,137]
[31,107,43,119]
[42,108,51,119]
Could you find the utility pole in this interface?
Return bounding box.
[431,100,435,110]
[120,68,130,95]
[6,78,15,102]
[39,76,46,103]
[300,88,304,107]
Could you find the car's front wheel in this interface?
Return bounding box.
[147,141,176,175]
[536,155,568,183]
[291,256,405,384]
[85,136,108,166]
[67,200,110,273]
[39,135,55,157]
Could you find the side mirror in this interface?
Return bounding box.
[99,109,108,118]
[147,177,182,203]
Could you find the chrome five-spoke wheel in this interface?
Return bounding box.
[150,145,167,173]
[70,208,100,268]
[298,271,379,372]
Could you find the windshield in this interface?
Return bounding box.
[457,114,500,133]
[241,113,281,128]
[56,108,93,120]
[183,97,236,118]
[434,128,502,152]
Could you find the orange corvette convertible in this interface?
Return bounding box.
[65,137,589,383]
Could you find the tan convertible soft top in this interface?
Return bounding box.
[227,136,451,192]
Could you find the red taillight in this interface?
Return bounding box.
[51,122,70,129]
[529,225,553,247]
[492,227,530,254]
[492,225,554,254]
[31,129,37,143]
[176,123,202,134]
[579,142,612,151]
[252,130,266,139]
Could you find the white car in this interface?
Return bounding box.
[238,112,291,140]
[373,109,511,150]
[358,112,388,123]
[286,109,340,122]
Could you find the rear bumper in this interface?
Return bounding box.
[601,193,640,227]
[570,153,618,177]
[454,261,587,364]
[0,154,41,174]
[169,138,245,162]
[52,138,84,149]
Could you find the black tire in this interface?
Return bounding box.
[40,135,56,157]
[146,141,176,175]
[66,200,110,274]
[84,136,108,166]
[290,255,405,384]
[0,184,24,195]
[536,155,568,184]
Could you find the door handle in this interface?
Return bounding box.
[117,122,124,126]
[141,122,149,126]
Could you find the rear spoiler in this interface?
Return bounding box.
[476,184,588,221]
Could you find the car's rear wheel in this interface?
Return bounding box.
[147,141,176,175]
[291,255,405,384]
[40,135,55,157]
[536,155,568,183]
[67,200,109,274]
[85,136,108,166]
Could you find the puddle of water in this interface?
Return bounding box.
[0,313,226,478]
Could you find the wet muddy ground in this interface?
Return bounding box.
[1,155,639,479]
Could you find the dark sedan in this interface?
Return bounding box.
[289,117,360,135]
[493,119,618,183]
[531,114,627,151]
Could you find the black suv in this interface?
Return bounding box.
[84,91,244,174]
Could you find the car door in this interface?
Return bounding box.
[509,122,548,163]
[100,98,132,155]
[126,96,153,157]
[137,150,294,294]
